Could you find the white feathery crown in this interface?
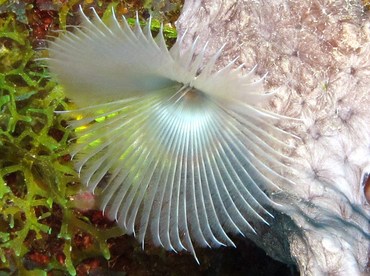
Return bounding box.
[47,6,295,261]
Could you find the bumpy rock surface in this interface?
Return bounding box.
[177,1,370,275]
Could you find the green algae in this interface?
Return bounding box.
[0,10,122,276]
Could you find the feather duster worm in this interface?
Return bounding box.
[47,7,296,260]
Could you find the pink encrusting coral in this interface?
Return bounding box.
[177,0,370,274]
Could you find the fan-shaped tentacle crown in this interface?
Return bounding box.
[47,6,295,260]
